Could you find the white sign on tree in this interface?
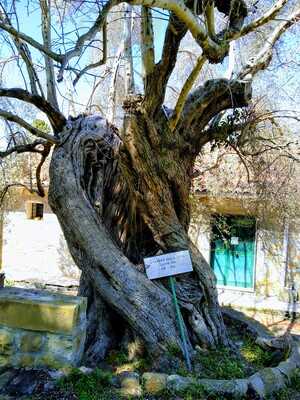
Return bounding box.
[144,250,193,280]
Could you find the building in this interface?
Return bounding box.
[190,192,300,328]
[0,187,80,291]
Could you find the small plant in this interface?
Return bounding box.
[290,368,300,391]
[58,368,117,400]
[195,347,247,379]
[240,338,274,369]
[106,350,128,366]
[166,342,182,358]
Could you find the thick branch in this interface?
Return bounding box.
[203,0,216,39]
[130,0,226,62]
[169,55,206,131]
[182,79,251,128]
[143,12,187,113]
[0,139,45,159]
[35,142,51,197]
[40,0,59,109]
[141,6,155,79]
[179,79,252,150]
[123,4,135,94]
[0,109,58,143]
[0,88,66,133]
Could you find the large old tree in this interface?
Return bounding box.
[0,0,299,364]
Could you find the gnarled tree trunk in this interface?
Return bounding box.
[48,104,229,366]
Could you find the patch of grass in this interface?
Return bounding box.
[290,368,300,391]
[240,338,274,369]
[166,343,182,358]
[195,347,247,379]
[106,350,128,366]
[58,368,118,400]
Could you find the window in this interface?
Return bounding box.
[25,201,44,220]
[210,215,256,289]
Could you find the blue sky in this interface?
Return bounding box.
[0,1,299,135]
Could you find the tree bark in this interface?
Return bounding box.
[48,110,229,365]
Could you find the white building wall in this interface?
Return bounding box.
[2,211,80,284]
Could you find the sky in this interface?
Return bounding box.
[0,0,299,137]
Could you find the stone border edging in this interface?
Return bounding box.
[140,309,300,399]
[163,340,300,398]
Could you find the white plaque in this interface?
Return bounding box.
[144,250,193,280]
[231,237,239,245]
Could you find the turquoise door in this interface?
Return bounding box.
[210,216,256,289]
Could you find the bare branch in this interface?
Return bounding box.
[35,142,51,197]
[123,4,135,94]
[0,140,46,159]
[0,6,43,96]
[230,0,289,39]
[238,7,300,79]
[181,78,252,132]
[0,88,66,133]
[40,0,59,109]
[0,109,59,144]
[73,22,107,86]
[58,0,119,82]
[141,6,155,79]
[0,183,37,206]
[130,0,225,62]
[169,55,207,132]
[107,51,122,124]
[0,20,62,62]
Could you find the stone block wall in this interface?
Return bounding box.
[0,287,87,369]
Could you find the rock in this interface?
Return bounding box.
[247,372,265,398]
[198,378,248,399]
[142,372,168,394]
[166,374,194,392]
[119,372,142,397]
[277,359,298,379]
[259,368,285,394]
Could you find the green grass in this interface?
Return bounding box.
[240,338,277,369]
[195,347,247,379]
[58,368,118,400]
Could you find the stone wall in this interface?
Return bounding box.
[0,287,87,369]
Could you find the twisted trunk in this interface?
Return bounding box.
[48,107,229,366]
